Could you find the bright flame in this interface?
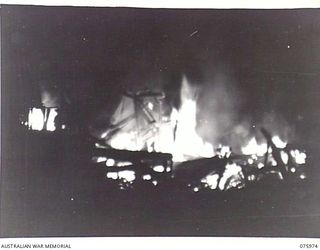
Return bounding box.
[272,135,287,148]
[46,108,58,131]
[27,107,58,131]
[154,76,214,161]
[106,76,214,162]
[172,92,214,160]
[242,134,288,157]
[241,137,268,156]
[290,149,306,164]
[28,108,45,131]
[280,151,289,164]
[218,163,243,190]
[109,132,143,151]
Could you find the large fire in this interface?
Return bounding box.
[105,76,214,162]
[20,76,307,192]
[90,76,308,191]
[156,77,214,162]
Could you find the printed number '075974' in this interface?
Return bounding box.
[300,244,318,248]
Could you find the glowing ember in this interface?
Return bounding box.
[300,173,306,179]
[201,173,219,190]
[153,165,165,172]
[290,149,307,164]
[118,170,135,182]
[106,172,118,180]
[248,174,256,181]
[106,159,115,167]
[271,158,277,166]
[94,156,107,163]
[147,102,154,110]
[280,151,289,164]
[116,161,132,167]
[248,158,254,164]
[142,174,152,180]
[193,187,200,192]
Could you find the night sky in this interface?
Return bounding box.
[2,6,320,147]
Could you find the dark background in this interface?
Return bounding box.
[2,6,320,143]
[1,5,320,236]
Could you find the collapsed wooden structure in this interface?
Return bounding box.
[91,127,307,192]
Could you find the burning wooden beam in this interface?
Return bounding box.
[92,148,173,167]
[260,127,288,178]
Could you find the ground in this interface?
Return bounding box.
[1,130,320,237]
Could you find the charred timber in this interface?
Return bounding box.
[92,148,173,166]
[173,156,228,186]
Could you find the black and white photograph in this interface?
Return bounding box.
[1,2,320,241]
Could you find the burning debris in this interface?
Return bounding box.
[18,75,307,193]
[92,128,307,192]
[19,81,69,132]
[22,107,63,132]
[17,74,307,192]
[92,146,173,188]
[95,76,214,162]
[90,76,307,192]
